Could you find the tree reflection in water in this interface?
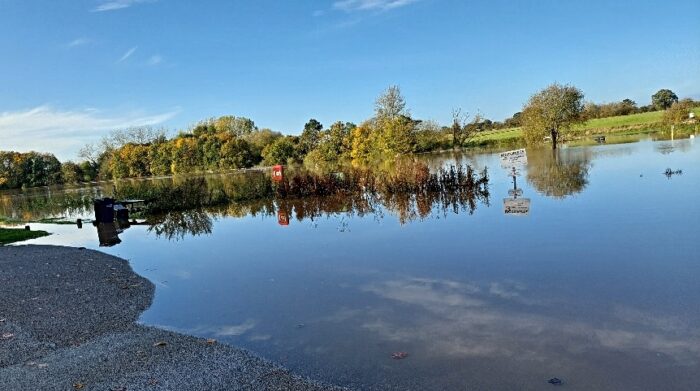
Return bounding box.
[147,209,214,241]
[526,148,591,198]
[1,160,491,242]
[136,161,490,239]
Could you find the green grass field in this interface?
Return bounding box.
[0,227,50,245]
[466,107,700,147]
[576,110,664,130]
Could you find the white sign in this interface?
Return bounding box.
[500,149,528,169]
[508,188,523,197]
[503,198,530,215]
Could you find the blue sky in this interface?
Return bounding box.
[1,0,698,160]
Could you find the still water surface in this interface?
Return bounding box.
[10,139,700,390]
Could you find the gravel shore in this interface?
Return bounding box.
[0,245,348,391]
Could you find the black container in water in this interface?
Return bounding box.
[93,198,115,223]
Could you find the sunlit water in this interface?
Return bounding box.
[7,138,700,390]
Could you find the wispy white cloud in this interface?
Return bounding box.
[0,105,178,160]
[92,0,153,12]
[67,38,91,48]
[359,276,700,365]
[118,46,137,62]
[215,319,256,336]
[147,54,162,66]
[333,0,420,12]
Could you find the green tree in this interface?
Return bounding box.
[521,83,585,149]
[298,119,324,155]
[350,122,379,163]
[243,128,282,158]
[414,120,443,153]
[262,136,298,165]
[61,161,83,184]
[0,151,22,189]
[215,116,257,136]
[380,115,417,155]
[652,89,679,110]
[171,136,201,174]
[621,99,637,114]
[504,112,522,128]
[306,121,354,163]
[220,138,256,169]
[662,100,692,126]
[79,161,99,181]
[147,139,173,176]
[20,152,63,187]
[198,134,223,170]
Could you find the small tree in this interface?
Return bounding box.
[450,109,483,150]
[662,100,692,127]
[652,89,678,110]
[521,83,585,149]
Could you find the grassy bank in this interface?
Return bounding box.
[466,107,700,148]
[0,227,50,245]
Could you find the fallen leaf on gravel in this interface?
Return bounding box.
[1,333,14,340]
[153,341,167,347]
[206,338,217,345]
[73,383,85,390]
[391,352,409,360]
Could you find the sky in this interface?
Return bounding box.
[1,0,699,160]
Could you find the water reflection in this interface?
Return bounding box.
[147,210,214,241]
[138,178,492,243]
[95,222,124,246]
[526,148,591,198]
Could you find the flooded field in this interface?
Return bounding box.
[3,138,699,390]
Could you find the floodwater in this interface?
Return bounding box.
[6,138,700,390]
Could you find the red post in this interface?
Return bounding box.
[277,210,289,226]
[272,165,284,182]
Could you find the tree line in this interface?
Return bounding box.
[0,86,696,189]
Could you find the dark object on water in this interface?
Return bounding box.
[593,135,606,143]
[548,377,563,385]
[391,352,409,360]
[93,198,146,223]
[76,218,83,229]
[664,168,683,178]
[114,204,129,222]
[94,198,116,223]
[96,222,122,247]
[24,225,30,231]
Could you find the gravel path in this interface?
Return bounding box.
[0,245,348,391]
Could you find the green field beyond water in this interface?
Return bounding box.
[469,107,700,147]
